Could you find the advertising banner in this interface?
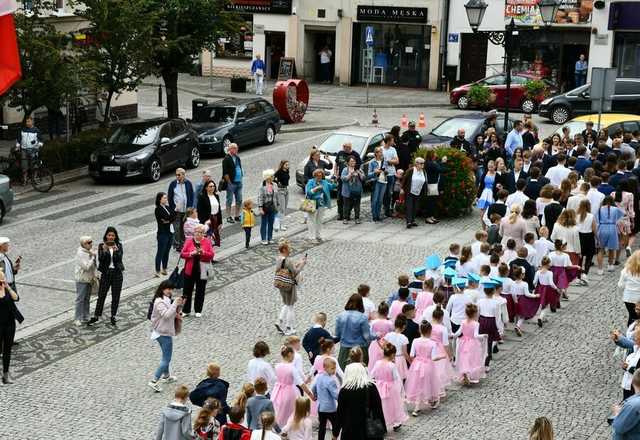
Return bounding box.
[505,0,593,26]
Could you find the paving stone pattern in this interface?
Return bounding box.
[0,211,625,440]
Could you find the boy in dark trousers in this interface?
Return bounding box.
[302,312,335,365]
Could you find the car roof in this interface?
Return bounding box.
[119,118,171,128]
[205,97,266,107]
[444,112,510,121]
[570,114,640,125]
[332,126,389,136]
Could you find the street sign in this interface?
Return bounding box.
[591,67,617,113]
[365,26,374,47]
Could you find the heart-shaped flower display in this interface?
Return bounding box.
[272,79,309,123]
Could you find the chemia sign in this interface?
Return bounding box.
[357,5,428,23]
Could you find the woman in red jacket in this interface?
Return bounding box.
[180,224,214,317]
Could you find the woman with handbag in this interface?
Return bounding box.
[336,362,386,440]
[401,157,427,228]
[148,280,184,393]
[74,236,97,326]
[424,150,448,224]
[180,225,214,318]
[155,192,175,277]
[304,169,337,243]
[197,180,223,248]
[340,156,365,224]
[0,270,20,384]
[275,240,307,336]
[259,169,279,245]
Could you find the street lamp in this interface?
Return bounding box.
[464,0,560,132]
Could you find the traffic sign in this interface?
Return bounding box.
[365,26,374,47]
[591,67,616,113]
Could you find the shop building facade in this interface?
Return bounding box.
[204,0,445,89]
[446,0,596,92]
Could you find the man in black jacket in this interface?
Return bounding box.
[222,143,244,223]
[399,121,422,155]
[524,167,545,200]
[509,248,535,291]
[505,157,528,193]
[543,188,564,236]
[450,128,470,152]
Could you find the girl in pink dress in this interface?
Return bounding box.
[271,346,314,428]
[382,316,410,380]
[405,321,445,415]
[368,302,395,372]
[310,338,343,417]
[453,303,487,386]
[371,343,408,431]
[430,306,454,396]
[413,278,435,324]
[534,256,559,327]
[389,287,410,321]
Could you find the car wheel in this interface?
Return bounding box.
[551,105,570,125]
[186,145,200,169]
[457,95,470,110]
[222,136,232,152]
[521,98,536,114]
[146,158,162,182]
[264,125,276,145]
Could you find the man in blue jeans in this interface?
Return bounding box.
[222,143,243,224]
[381,134,399,217]
[611,370,640,439]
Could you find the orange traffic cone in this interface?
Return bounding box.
[371,108,379,126]
[400,114,408,129]
[417,112,426,128]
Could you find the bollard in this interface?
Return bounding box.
[158,84,163,107]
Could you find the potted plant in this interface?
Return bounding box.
[468,84,494,109]
[521,79,549,112]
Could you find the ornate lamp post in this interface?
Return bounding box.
[464,0,560,132]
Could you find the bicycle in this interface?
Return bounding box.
[0,149,54,192]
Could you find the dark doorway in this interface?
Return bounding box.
[460,33,488,84]
[304,29,336,83]
[561,44,589,91]
[266,31,286,79]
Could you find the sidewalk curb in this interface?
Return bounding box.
[141,82,450,110]
[281,120,359,133]
[12,166,89,198]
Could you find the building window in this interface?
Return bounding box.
[614,32,640,78]
[217,14,253,59]
[317,9,326,18]
[56,0,64,9]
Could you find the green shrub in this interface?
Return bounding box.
[524,79,548,100]
[413,146,476,218]
[468,84,492,108]
[41,128,111,173]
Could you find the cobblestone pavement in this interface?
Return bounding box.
[0,206,625,440]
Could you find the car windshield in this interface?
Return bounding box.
[566,84,590,96]
[109,125,159,145]
[317,133,368,154]
[197,107,236,123]
[431,118,480,140]
[555,121,600,138]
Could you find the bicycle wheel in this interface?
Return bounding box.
[31,167,54,192]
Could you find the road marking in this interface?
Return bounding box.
[15,132,328,281]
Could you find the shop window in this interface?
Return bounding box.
[614,80,640,95]
[218,14,253,59]
[614,33,640,78]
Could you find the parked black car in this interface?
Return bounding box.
[421,113,516,147]
[89,118,200,182]
[190,97,282,154]
[538,78,640,124]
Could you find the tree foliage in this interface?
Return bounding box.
[146,0,243,118]
[76,0,155,126]
[6,5,83,122]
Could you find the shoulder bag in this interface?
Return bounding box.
[169,260,185,290]
[299,198,316,213]
[426,170,440,197]
[365,384,386,438]
[274,257,295,292]
[218,177,228,192]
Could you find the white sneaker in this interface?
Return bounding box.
[597,268,604,276]
[160,375,177,383]
[281,225,287,231]
[261,240,268,245]
[608,264,615,272]
[194,313,202,318]
[73,320,82,326]
[148,381,162,392]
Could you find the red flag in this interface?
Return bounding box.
[0,2,21,96]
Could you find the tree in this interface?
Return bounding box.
[6,7,82,125]
[147,0,242,118]
[76,0,155,127]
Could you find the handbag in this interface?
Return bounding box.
[299,198,316,213]
[274,258,295,292]
[426,172,440,197]
[365,385,386,438]
[218,177,228,192]
[169,263,185,289]
[90,276,100,295]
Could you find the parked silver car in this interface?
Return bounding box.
[0,174,14,223]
